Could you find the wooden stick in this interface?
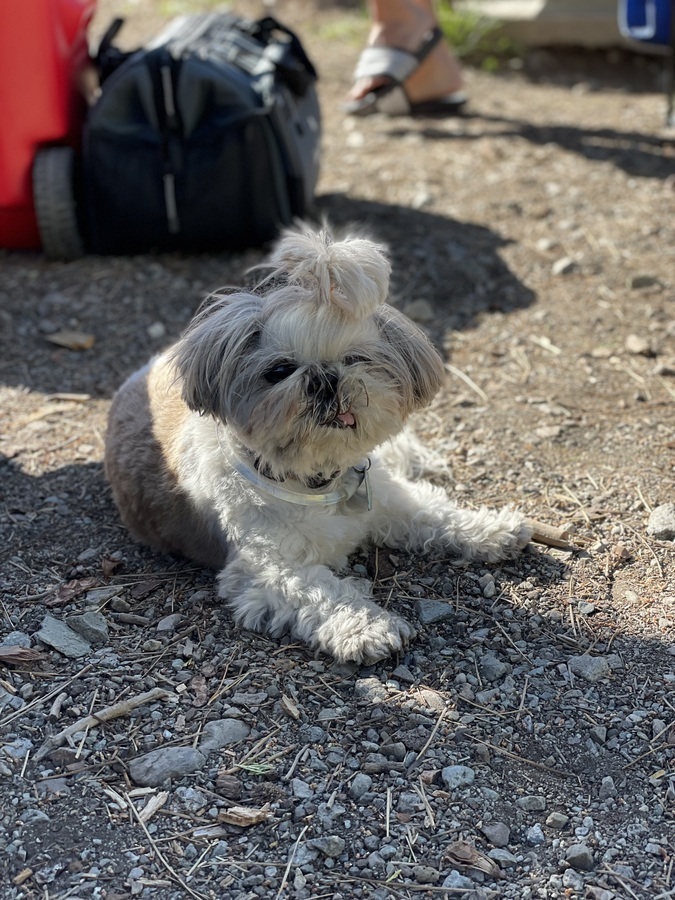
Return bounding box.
[526,518,577,551]
[35,687,171,761]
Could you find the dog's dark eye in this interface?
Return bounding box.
[343,354,369,367]
[264,362,298,384]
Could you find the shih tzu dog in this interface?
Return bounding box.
[105,227,531,664]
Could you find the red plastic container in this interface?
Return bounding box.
[0,0,96,250]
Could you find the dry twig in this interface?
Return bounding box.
[35,687,172,761]
[126,791,208,900]
[526,518,577,551]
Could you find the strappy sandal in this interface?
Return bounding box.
[344,26,467,118]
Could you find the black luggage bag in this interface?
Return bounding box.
[83,12,321,254]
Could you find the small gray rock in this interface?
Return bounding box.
[309,836,345,858]
[568,654,610,682]
[391,664,416,684]
[198,718,250,754]
[516,795,547,811]
[129,747,206,787]
[1,632,31,648]
[174,787,209,813]
[291,778,314,800]
[585,887,615,900]
[526,823,545,845]
[84,586,124,605]
[397,791,422,813]
[366,851,386,871]
[546,812,569,829]
[231,691,268,708]
[110,596,131,612]
[441,765,475,790]
[353,677,387,702]
[363,752,397,773]
[77,547,98,562]
[415,600,454,625]
[612,864,634,879]
[379,844,398,861]
[566,843,595,871]
[21,809,50,825]
[562,868,585,891]
[317,707,342,722]
[481,822,510,847]
[293,844,319,865]
[349,772,373,800]
[317,801,346,828]
[300,725,326,743]
[590,725,607,744]
[412,865,440,884]
[2,737,34,759]
[442,870,475,893]
[0,685,25,713]
[156,613,183,632]
[599,776,617,800]
[478,572,495,595]
[652,718,667,740]
[488,848,518,867]
[36,615,91,658]
[647,504,675,541]
[65,611,109,645]
[381,742,407,762]
[480,655,509,682]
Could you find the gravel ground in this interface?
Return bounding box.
[1,2,675,898]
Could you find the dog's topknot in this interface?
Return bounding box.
[265,226,391,321]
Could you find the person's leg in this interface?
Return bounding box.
[349,0,464,106]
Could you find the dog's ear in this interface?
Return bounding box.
[375,306,445,411]
[172,293,263,420]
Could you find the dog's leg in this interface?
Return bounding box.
[369,472,531,563]
[218,549,415,664]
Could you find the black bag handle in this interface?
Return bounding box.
[93,13,319,95]
[248,16,318,95]
[94,18,139,84]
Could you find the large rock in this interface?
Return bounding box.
[36,615,91,658]
[566,843,595,871]
[198,719,250,754]
[647,504,675,541]
[441,765,475,790]
[568,654,610,682]
[129,747,206,786]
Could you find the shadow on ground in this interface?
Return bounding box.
[387,115,674,181]
[0,198,536,397]
[318,194,536,331]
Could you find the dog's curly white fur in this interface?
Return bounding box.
[105,227,531,664]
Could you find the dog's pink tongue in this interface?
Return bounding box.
[336,411,356,427]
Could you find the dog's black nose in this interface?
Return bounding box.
[308,368,339,399]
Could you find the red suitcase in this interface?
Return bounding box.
[0,0,95,254]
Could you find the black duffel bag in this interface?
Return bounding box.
[82,12,321,254]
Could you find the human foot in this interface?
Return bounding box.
[346,11,465,114]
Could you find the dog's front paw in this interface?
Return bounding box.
[317,606,416,665]
[459,508,533,563]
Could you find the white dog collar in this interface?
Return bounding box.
[217,427,373,510]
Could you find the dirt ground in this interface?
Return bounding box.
[1,2,675,898]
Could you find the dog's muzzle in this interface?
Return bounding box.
[307,368,356,429]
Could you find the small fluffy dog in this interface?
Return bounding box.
[105,228,531,663]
